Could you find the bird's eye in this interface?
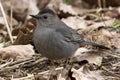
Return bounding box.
[43,16,48,19]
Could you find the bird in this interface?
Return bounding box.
[30,8,110,60]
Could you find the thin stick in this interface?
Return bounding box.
[0,1,13,43]
[0,58,13,69]
[10,0,13,31]
[12,67,64,80]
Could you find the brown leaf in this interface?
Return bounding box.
[59,3,78,15]
[37,0,51,10]
[91,19,115,27]
[47,0,62,11]
[62,16,87,30]
[13,30,33,45]
[0,44,35,61]
[8,0,29,22]
[78,28,112,48]
[71,65,105,80]
[111,32,120,48]
[72,48,103,66]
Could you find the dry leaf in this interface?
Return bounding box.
[78,28,112,48]
[57,74,66,80]
[79,19,115,34]
[47,0,62,11]
[114,48,120,54]
[10,0,29,22]
[62,16,87,30]
[0,44,35,60]
[59,3,78,15]
[111,32,120,48]
[89,19,115,30]
[0,30,8,37]
[0,43,4,49]
[37,0,51,10]
[0,77,4,80]
[13,30,33,45]
[100,29,112,38]
[71,65,105,80]
[72,48,103,66]
[0,17,5,26]
[7,14,18,27]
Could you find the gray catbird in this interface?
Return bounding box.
[31,8,110,59]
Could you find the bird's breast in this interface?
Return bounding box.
[33,28,79,59]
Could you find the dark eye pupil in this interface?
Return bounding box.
[43,16,47,19]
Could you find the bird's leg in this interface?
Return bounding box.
[47,59,55,80]
[59,58,72,79]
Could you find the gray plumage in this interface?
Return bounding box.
[31,8,110,59]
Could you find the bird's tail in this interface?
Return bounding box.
[80,41,110,50]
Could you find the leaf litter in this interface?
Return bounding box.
[0,0,120,80]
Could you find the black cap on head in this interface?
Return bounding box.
[30,8,56,19]
[38,8,55,15]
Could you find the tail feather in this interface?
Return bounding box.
[80,41,110,50]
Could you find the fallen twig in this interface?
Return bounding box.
[0,1,13,43]
[12,67,64,80]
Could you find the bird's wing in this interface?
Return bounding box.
[55,25,110,50]
[55,26,84,43]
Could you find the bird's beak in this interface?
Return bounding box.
[30,14,40,19]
